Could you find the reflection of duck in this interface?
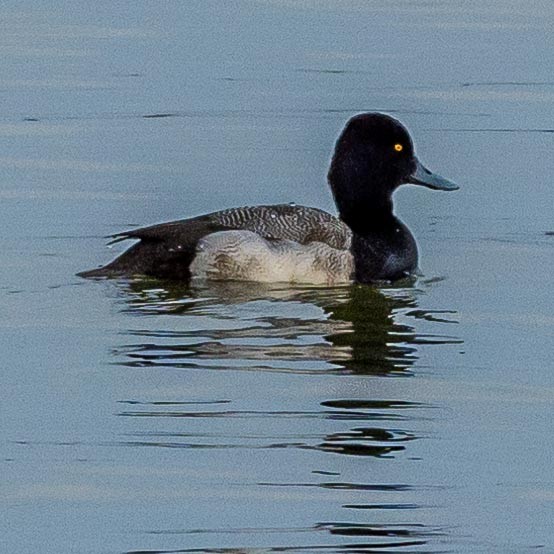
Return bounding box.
[325,285,420,375]
[79,113,457,283]
[114,279,459,376]
[112,280,454,551]
[318,399,418,458]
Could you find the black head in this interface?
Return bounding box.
[328,113,457,231]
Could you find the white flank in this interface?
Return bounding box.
[190,230,353,285]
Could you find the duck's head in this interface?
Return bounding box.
[328,113,458,230]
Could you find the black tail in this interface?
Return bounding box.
[77,240,194,281]
[76,241,147,279]
[76,266,115,278]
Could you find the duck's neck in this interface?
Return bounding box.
[331,172,397,235]
[328,144,398,235]
[338,196,396,236]
[330,173,417,282]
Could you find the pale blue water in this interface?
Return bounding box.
[1,2,554,553]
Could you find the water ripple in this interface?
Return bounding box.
[110,280,461,376]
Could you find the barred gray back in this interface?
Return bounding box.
[211,204,352,250]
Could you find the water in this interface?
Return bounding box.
[1,1,554,552]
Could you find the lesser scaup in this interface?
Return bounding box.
[79,113,458,284]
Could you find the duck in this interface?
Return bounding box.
[78,113,458,284]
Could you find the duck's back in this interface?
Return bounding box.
[79,204,353,282]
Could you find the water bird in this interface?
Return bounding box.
[79,113,458,284]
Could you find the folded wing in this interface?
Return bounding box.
[78,204,352,280]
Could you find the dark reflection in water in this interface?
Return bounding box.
[108,279,459,554]
[125,542,444,554]
[126,520,445,554]
[114,279,460,376]
[118,397,422,458]
[126,521,445,554]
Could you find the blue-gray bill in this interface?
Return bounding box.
[409,158,459,191]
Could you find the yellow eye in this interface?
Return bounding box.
[394,143,403,152]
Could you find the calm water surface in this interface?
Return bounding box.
[1,1,554,553]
